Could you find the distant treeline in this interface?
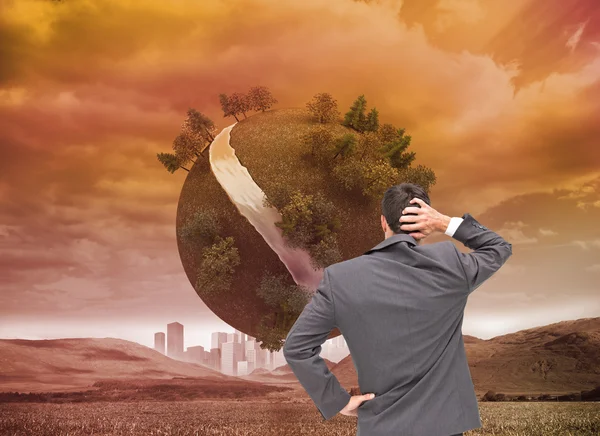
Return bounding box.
[347,386,600,402]
[480,386,600,402]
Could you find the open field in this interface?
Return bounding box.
[0,400,598,436]
[0,378,292,403]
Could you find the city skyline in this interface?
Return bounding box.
[151,321,351,375]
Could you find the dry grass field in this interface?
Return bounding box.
[0,400,598,436]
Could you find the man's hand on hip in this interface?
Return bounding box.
[399,198,451,241]
[339,393,376,417]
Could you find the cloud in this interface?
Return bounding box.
[498,221,538,245]
[0,0,599,329]
[566,21,587,52]
[557,182,596,199]
[499,263,527,276]
[434,0,484,32]
[571,239,600,250]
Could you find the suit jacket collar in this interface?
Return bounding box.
[364,233,417,255]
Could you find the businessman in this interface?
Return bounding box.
[282,183,513,436]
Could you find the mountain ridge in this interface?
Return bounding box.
[330,316,600,396]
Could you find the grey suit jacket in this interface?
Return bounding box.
[283,213,513,436]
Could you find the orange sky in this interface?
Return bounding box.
[1,0,599,349]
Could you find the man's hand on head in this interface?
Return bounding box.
[399,198,451,241]
[339,392,376,417]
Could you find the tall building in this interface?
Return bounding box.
[253,342,265,369]
[167,322,184,359]
[227,332,235,343]
[245,338,256,373]
[209,347,221,371]
[271,349,286,370]
[186,345,205,363]
[211,332,228,350]
[322,336,350,363]
[235,329,246,360]
[221,341,244,376]
[154,332,165,354]
[237,360,248,376]
[256,344,269,369]
[235,328,246,344]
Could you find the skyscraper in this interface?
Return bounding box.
[263,348,270,368]
[221,341,244,376]
[211,332,228,350]
[167,322,184,359]
[237,360,248,376]
[235,328,246,344]
[245,338,256,373]
[154,332,165,354]
[323,336,350,363]
[271,348,286,370]
[209,348,221,371]
[186,345,205,363]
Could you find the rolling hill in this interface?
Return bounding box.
[270,358,337,375]
[0,337,225,393]
[329,317,600,396]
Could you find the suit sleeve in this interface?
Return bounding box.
[450,213,513,294]
[282,268,351,421]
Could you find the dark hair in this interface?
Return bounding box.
[381,183,431,234]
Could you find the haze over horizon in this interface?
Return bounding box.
[1,0,599,343]
[1,315,596,353]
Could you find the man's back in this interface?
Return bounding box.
[332,234,479,435]
[284,212,512,436]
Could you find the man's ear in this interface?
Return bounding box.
[381,215,387,232]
